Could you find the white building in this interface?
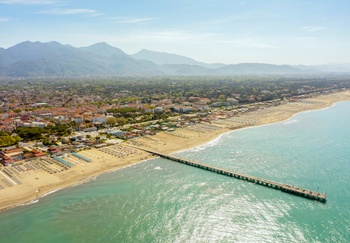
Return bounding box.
[227,98,239,105]
[31,122,46,127]
[91,114,106,124]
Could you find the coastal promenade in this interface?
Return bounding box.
[138,148,327,203]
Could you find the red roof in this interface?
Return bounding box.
[34,152,45,157]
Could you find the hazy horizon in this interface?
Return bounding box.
[1,0,349,65]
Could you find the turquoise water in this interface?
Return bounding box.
[0,102,349,242]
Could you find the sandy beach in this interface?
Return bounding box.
[1,90,350,211]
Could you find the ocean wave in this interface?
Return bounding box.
[20,199,39,207]
[178,134,226,154]
[42,188,62,197]
[282,119,300,125]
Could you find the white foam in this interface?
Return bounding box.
[282,119,300,125]
[42,188,62,197]
[178,132,228,153]
[20,199,39,206]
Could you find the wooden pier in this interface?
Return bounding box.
[141,148,326,203]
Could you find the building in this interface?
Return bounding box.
[32,150,46,157]
[0,148,24,165]
[211,102,230,107]
[107,129,125,137]
[92,114,106,124]
[32,102,48,107]
[227,98,239,105]
[39,113,54,119]
[84,127,98,132]
[71,115,84,124]
[171,106,192,113]
[20,112,31,121]
[31,122,46,128]
[154,107,164,113]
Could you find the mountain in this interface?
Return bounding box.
[217,63,305,75]
[1,40,342,77]
[0,47,8,67]
[3,41,76,64]
[159,64,213,75]
[294,64,350,73]
[80,42,128,58]
[132,49,225,69]
[0,41,161,77]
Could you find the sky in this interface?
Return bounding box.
[0,0,349,65]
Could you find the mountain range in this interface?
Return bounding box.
[0,41,349,77]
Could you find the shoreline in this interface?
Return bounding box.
[1,90,350,212]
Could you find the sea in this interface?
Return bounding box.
[0,102,349,243]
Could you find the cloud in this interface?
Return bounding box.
[37,8,98,15]
[113,18,152,24]
[302,25,326,32]
[0,0,57,4]
[0,17,9,22]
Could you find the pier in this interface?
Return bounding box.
[141,148,326,203]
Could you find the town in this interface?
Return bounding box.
[0,75,350,166]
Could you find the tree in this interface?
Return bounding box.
[0,134,21,147]
[13,108,22,113]
[218,94,226,102]
[14,127,43,141]
[115,117,127,126]
[106,117,118,126]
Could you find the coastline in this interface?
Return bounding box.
[1,90,350,212]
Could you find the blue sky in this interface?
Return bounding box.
[0,0,349,65]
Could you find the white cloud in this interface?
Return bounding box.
[113,18,152,24]
[0,17,9,22]
[302,25,326,32]
[0,0,57,4]
[37,8,97,15]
